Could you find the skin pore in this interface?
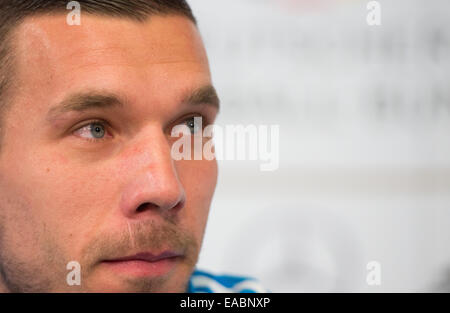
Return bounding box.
[0,13,218,292]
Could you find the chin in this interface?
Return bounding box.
[80,273,188,293]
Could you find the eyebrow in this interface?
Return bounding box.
[184,85,220,111]
[46,85,220,121]
[46,91,124,121]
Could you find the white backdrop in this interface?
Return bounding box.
[189,0,450,292]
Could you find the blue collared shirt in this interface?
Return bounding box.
[187,269,268,293]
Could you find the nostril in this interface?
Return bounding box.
[135,197,185,214]
[136,202,157,213]
[172,199,185,211]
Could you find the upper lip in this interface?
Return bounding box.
[104,251,182,263]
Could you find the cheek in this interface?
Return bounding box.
[180,159,217,202]
[176,159,218,233]
[41,162,120,228]
[4,149,118,254]
[0,151,74,271]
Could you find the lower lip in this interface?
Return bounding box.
[101,257,180,278]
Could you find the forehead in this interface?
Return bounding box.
[11,14,210,114]
[15,13,207,65]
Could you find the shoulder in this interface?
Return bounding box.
[188,269,269,293]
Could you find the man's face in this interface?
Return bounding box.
[0,14,218,292]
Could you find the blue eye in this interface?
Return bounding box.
[90,123,106,138]
[74,122,107,141]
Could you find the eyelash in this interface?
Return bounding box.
[72,113,211,143]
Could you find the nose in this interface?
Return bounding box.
[119,131,186,219]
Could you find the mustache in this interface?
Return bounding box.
[80,219,198,268]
